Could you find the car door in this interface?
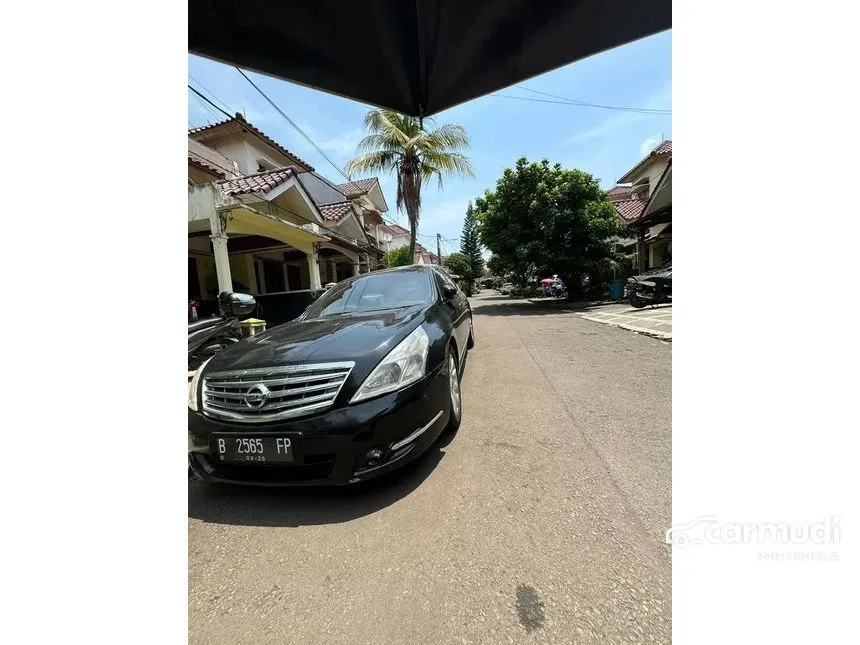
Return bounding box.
[435,270,470,362]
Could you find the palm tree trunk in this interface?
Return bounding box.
[408,219,417,264]
[402,164,420,265]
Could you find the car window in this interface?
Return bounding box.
[435,268,459,294]
[304,271,435,318]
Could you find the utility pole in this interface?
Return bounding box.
[437,233,443,266]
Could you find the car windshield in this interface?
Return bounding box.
[303,271,435,318]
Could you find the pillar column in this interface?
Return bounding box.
[328,260,336,283]
[353,259,360,276]
[210,233,233,294]
[636,227,648,272]
[307,245,322,291]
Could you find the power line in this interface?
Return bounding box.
[189,82,403,236]
[188,77,410,236]
[189,89,222,125]
[189,74,234,115]
[234,67,361,190]
[188,87,379,250]
[493,87,671,115]
[513,85,671,113]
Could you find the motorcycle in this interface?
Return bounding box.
[627,261,672,308]
[188,292,256,478]
[188,291,257,376]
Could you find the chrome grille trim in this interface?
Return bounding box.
[202,362,355,423]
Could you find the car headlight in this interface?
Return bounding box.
[188,357,212,411]
[350,325,430,403]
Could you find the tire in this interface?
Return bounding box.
[466,320,475,349]
[629,291,646,308]
[441,347,462,437]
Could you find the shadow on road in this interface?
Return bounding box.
[188,446,446,528]
[473,300,618,317]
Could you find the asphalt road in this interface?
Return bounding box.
[189,292,672,644]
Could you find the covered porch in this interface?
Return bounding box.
[188,177,370,326]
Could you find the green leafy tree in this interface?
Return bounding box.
[443,252,470,277]
[346,110,474,263]
[459,201,484,295]
[486,254,508,279]
[383,245,411,267]
[476,157,625,300]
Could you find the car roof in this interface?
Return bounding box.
[332,264,442,291]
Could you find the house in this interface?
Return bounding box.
[413,245,440,265]
[383,224,441,265]
[608,140,672,271]
[188,114,389,324]
[386,224,412,250]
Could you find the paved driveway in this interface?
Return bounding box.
[189,293,672,644]
[578,303,672,340]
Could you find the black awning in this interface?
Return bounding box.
[189,0,671,117]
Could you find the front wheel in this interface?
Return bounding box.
[441,347,462,438]
[629,291,646,308]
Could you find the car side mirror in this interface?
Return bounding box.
[218,291,256,317]
[443,284,457,300]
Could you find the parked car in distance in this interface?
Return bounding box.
[188,265,474,486]
[499,282,514,295]
[627,260,672,308]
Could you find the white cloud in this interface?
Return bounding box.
[416,198,470,244]
[639,135,662,156]
[565,85,672,146]
[316,129,363,157]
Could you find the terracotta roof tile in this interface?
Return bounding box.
[614,199,647,222]
[188,151,229,179]
[318,201,354,222]
[618,140,672,183]
[652,140,672,155]
[337,178,378,196]
[217,167,297,196]
[189,114,315,172]
[605,185,633,202]
[389,224,410,236]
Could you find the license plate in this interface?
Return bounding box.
[211,435,295,463]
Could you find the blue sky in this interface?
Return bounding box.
[188,30,671,258]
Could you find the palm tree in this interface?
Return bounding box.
[346,110,474,263]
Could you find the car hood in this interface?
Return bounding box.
[204,305,428,376]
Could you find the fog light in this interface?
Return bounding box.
[366,448,384,461]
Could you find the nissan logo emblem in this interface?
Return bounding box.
[243,383,270,409]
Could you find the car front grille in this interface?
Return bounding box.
[202,362,355,423]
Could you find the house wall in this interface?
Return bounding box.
[628,157,670,200]
[188,138,238,176]
[198,133,309,174]
[335,215,366,244]
[188,183,218,223]
[388,234,410,250]
[271,188,322,227]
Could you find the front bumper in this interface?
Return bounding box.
[188,364,450,486]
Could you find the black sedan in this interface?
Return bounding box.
[188,265,474,486]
